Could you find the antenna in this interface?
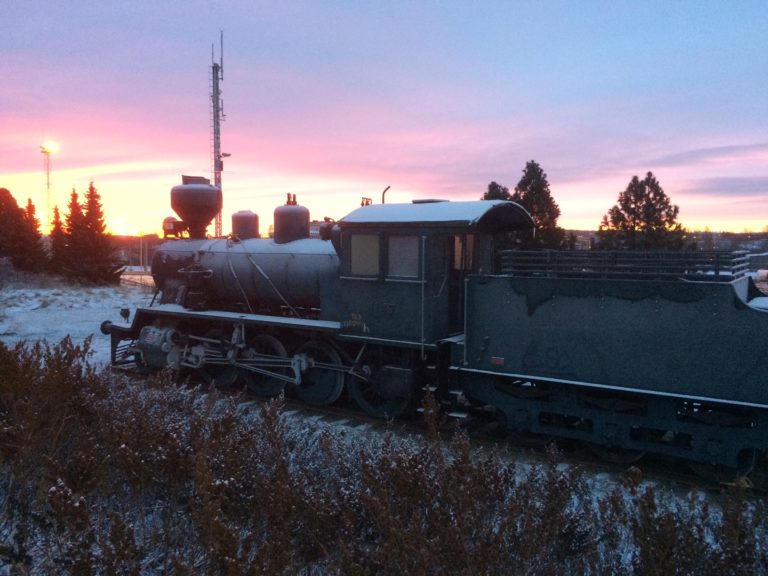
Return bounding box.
[211,31,226,237]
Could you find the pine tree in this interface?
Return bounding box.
[511,160,565,249]
[598,172,686,250]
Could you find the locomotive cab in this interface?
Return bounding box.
[335,200,534,350]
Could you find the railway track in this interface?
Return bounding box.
[283,396,736,497]
[113,365,759,498]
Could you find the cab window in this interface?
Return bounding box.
[453,234,475,271]
[388,235,419,278]
[350,234,379,276]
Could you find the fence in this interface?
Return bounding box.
[500,250,749,281]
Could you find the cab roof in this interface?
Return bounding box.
[339,200,534,233]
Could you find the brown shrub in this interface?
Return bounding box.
[1,339,767,575]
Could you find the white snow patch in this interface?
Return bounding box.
[750,297,768,310]
[0,281,154,367]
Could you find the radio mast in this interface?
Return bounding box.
[211,31,226,237]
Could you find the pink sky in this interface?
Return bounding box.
[2,2,767,236]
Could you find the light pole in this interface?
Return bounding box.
[40,141,58,234]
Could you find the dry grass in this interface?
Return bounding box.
[0,338,766,575]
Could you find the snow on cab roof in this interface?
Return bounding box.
[339,200,534,232]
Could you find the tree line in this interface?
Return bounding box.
[0,182,120,283]
[484,161,686,250]
[0,164,701,284]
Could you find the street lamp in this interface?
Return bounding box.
[40,141,59,234]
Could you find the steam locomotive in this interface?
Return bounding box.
[102,179,768,483]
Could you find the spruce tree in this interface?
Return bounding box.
[82,181,120,283]
[64,188,85,235]
[0,188,21,260]
[63,188,86,277]
[49,206,67,273]
[16,198,46,271]
[0,188,45,271]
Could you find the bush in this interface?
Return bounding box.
[0,339,766,574]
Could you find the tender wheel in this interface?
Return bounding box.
[745,455,768,490]
[586,443,646,465]
[688,448,758,486]
[348,367,411,419]
[241,334,288,397]
[493,409,550,446]
[295,340,344,406]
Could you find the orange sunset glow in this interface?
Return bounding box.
[3,3,766,237]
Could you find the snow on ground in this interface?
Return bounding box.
[0,279,154,367]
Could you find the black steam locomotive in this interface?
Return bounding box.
[102,180,768,483]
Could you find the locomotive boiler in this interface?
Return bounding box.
[102,179,768,485]
[155,185,339,316]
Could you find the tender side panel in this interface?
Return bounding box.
[464,275,768,407]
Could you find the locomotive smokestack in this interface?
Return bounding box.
[171,177,223,239]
